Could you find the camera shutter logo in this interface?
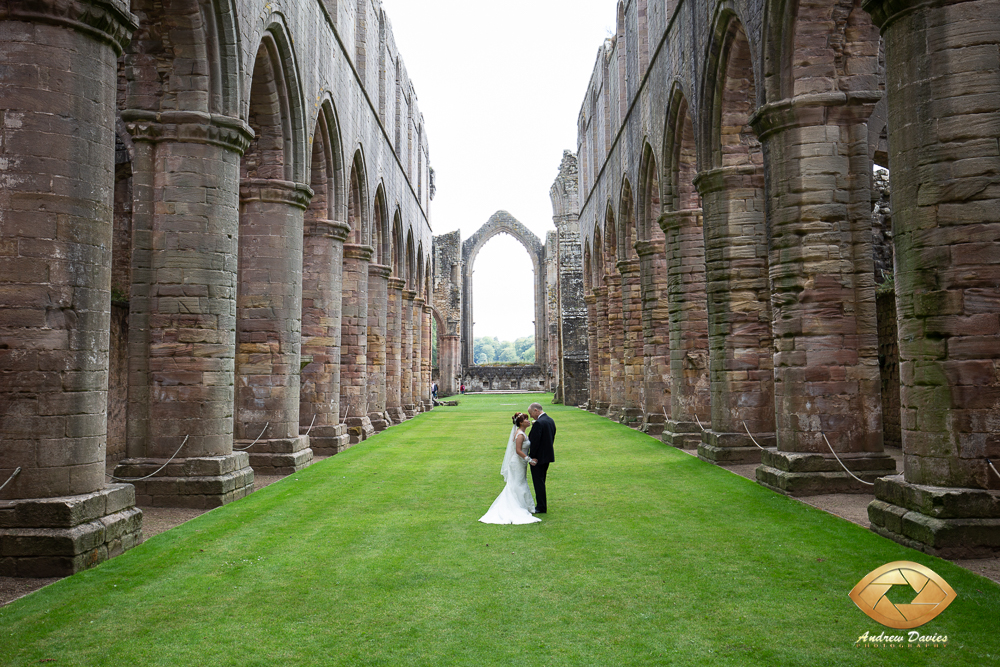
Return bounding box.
[849,561,957,630]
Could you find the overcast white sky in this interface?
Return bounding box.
[379,0,617,342]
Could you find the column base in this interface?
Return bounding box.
[606,404,624,420]
[115,452,254,509]
[756,449,897,496]
[303,424,350,455]
[386,406,408,423]
[587,401,607,414]
[346,416,375,444]
[698,429,772,463]
[615,407,643,428]
[868,475,1000,559]
[421,400,434,412]
[403,404,419,418]
[242,435,312,474]
[640,412,665,436]
[368,412,390,432]
[0,484,143,578]
[661,421,703,450]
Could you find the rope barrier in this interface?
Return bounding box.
[822,432,875,487]
[234,423,268,451]
[341,407,349,425]
[0,467,21,493]
[743,422,768,451]
[988,458,1000,482]
[108,436,189,482]
[694,414,705,432]
[305,414,317,436]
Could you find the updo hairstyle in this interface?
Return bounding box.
[512,412,529,427]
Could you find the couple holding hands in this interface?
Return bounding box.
[479,402,556,525]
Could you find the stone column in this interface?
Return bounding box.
[385,277,407,421]
[440,334,460,396]
[605,273,626,419]
[300,218,350,454]
[619,259,645,426]
[117,113,257,507]
[863,0,1000,557]
[660,209,712,449]
[401,289,416,416]
[0,0,143,576]
[341,244,375,444]
[234,179,314,473]
[693,166,776,463]
[422,304,434,410]
[412,296,426,411]
[636,240,669,436]
[366,263,390,431]
[584,293,601,411]
[593,286,612,412]
[750,92,896,495]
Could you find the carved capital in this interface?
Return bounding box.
[693,165,759,196]
[2,0,138,55]
[402,289,417,301]
[862,0,937,30]
[657,209,702,234]
[387,277,407,291]
[368,263,392,279]
[592,287,608,298]
[306,218,351,241]
[584,294,598,305]
[749,91,884,140]
[412,296,426,308]
[635,239,666,258]
[240,178,313,209]
[122,110,254,154]
[343,244,374,262]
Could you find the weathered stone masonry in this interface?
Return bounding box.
[576,0,1000,558]
[0,0,435,576]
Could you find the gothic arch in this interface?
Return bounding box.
[372,183,388,265]
[347,150,369,245]
[460,211,547,372]
[664,84,701,213]
[618,177,637,261]
[637,141,662,242]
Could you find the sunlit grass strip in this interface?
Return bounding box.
[2,394,998,666]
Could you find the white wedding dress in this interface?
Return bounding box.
[479,426,540,524]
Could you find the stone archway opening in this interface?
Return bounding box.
[461,212,548,392]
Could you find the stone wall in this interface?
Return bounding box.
[462,366,548,393]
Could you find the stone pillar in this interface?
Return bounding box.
[0,0,144,576]
[584,293,601,411]
[619,259,645,426]
[385,277,407,422]
[440,334,460,396]
[117,113,256,506]
[694,166,776,463]
[300,218,350,454]
[750,93,896,495]
[659,210,711,450]
[863,0,1000,557]
[605,273,626,419]
[422,304,434,410]
[366,263,390,431]
[341,244,375,444]
[593,286,612,412]
[636,240,669,436]
[234,179,314,473]
[412,296,426,411]
[401,289,417,416]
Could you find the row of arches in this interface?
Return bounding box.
[581,1,890,479]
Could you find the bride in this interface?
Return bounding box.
[479,413,540,524]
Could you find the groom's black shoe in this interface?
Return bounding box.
[534,510,546,514]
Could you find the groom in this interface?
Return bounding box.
[527,402,556,514]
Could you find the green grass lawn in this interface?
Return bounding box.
[2,394,998,666]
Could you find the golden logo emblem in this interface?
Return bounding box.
[849,561,957,629]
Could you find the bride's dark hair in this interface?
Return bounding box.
[512,412,529,427]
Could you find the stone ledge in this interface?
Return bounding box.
[874,474,1000,519]
[309,434,351,456]
[122,455,254,509]
[249,448,314,475]
[757,466,896,496]
[114,452,251,478]
[0,484,136,529]
[761,449,896,474]
[698,443,763,464]
[869,499,1000,560]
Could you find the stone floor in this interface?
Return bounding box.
[4,445,998,608]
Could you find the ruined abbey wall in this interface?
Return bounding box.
[0,0,435,576]
[578,0,1000,558]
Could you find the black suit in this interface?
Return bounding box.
[529,413,556,513]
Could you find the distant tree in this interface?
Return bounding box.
[522,345,535,363]
[514,336,533,357]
